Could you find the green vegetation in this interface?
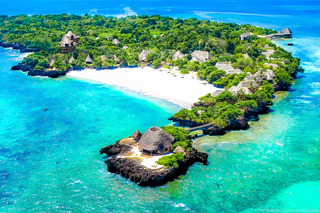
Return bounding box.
[0,14,302,131]
[161,126,192,150]
[157,153,184,168]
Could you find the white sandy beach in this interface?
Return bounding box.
[67,67,224,109]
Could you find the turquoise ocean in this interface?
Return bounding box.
[1,0,320,212]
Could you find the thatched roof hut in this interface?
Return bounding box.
[59,31,80,53]
[49,59,55,67]
[280,28,292,38]
[264,63,279,69]
[211,90,225,97]
[101,55,107,61]
[172,50,185,61]
[190,50,210,63]
[112,39,120,45]
[229,85,253,95]
[114,55,120,63]
[215,62,243,75]
[239,33,251,40]
[132,130,142,140]
[261,50,274,59]
[138,50,154,62]
[173,146,185,154]
[86,55,93,64]
[69,56,75,64]
[139,127,174,155]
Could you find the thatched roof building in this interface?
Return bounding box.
[123,45,128,49]
[114,55,120,63]
[49,59,55,67]
[261,50,274,59]
[69,56,75,64]
[215,62,243,75]
[255,69,275,81]
[86,55,93,64]
[191,50,210,63]
[173,146,185,154]
[59,31,80,54]
[132,130,142,140]
[229,85,253,95]
[172,50,185,61]
[211,89,225,97]
[101,55,107,61]
[112,39,120,45]
[139,50,154,62]
[239,33,251,40]
[280,28,292,38]
[139,127,174,155]
[264,63,279,69]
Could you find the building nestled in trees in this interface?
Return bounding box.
[59,31,80,53]
[239,33,251,40]
[190,50,210,63]
[138,127,174,155]
[172,50,185,61]
[138,50,154,62]
[85,55,93,64]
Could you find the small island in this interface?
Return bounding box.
[100,126,208,186]
[0,14,304,186]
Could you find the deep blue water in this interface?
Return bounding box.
[1,1,320,212]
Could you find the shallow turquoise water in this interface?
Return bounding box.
[1,1,320,212]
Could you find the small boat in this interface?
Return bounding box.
[288,43,294,46]
[44,107,48,111]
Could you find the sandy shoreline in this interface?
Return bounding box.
[67,67,224,109]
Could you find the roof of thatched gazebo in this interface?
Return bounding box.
[139,127,174,151]
[69,56,75,64]
[132,130,142,139]
[101,55,107,61]
[190,50,210,63]
[112,39,120,45]
[172,50,185,61]
[86,55,93,63]
[138,50,154,62]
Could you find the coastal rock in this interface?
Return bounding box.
[100,140,133,156]
[0,40,39,53]
[103,147,208,187]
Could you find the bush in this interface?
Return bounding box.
[171,140,192,150]
[157,153,184,168]
[161,126,189,141]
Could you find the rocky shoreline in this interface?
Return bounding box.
[100,137,208,187]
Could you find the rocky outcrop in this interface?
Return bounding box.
[100,141,208,187]
[0,41,39,53]
[11,63,68,78]
[168,117,204,127]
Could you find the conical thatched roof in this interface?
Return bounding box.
[138,50,154,62]
[69,56,75,64]
[190,50,210,63]
[49,59,55,67]
[173,146,185,154]
[112,39,120,45]
[101,55,107,61]
[139,127,174,152]
[132,130,142,139]
[86,55,93,63]
[114,55,120,63]
[280,28,292,36]
[172,50,185,61]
